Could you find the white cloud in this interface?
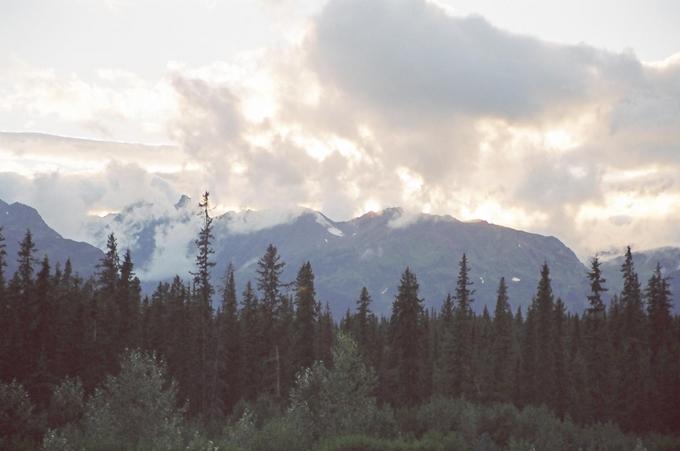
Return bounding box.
[1,0,680,261]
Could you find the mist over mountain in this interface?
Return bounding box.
[0,199,104,277]
[83,196,591,317]
[6,195,680,316]
[601,247,680,310]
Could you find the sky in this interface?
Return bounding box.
[1,0,680,259]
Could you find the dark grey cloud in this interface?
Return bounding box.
[307,0,642,121]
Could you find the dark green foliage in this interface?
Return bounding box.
[451,254,475,398]
[216,263,241,415]
[491,278,513,402]
[388,268,425,406]
[315,432,467,451]
[43,350,183,450]
[255,243,286,400]
[294,261,317,371]
[240,281,261,400]
[583,257,612,422]
[1,223,679,449]
[0,380,36,450]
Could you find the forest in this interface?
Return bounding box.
[1,194,679,451]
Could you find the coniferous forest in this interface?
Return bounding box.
[1,193,679,450]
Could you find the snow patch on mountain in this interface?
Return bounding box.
[224,207,307,234]
[315,212,344,237]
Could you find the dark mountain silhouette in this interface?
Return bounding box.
[0,199,104,278]
[88,198,590,317]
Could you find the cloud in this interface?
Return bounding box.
[306,0,642,121]
[1,0,680,262]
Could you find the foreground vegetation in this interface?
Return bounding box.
[1,193,679,449]
[5,338,677,450]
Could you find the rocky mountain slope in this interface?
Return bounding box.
[86,197,590,316]
[0,199,104,278]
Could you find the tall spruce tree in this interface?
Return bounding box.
[620,247,645,343]
[11,230,38,382]
[118,250,141,354]
[240,281,260,400]
[617,247,646,431]
[388,267,424,406]
[216,263,240,415]
[94,233,121,380]
[0,228,8,379]
[644,264,675,431]
[491,277,513,402]
[584,256,611,421]
[355,287,377,367]
[294,261,317,371]
[30,255,53,406]
[255,244,285,399]
[190,191,216,414]
[451,254,474,398]
[552,297,568,417]
[532,263,555,406]
[645,263,672,361]
[0,227,6,295]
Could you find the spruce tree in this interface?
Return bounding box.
[388,267,424,406]
[451,254,474,398]
[118,249,141,353]
[317,301,334,366]
[644,265,675,431]
[216,263,240,415]
[645,263,672,361]
[0,227,6,295]
[95,233,121,379]
[552,298,568,417]
[189,191,216,414]
[491,277,513,402]
[10,230,37,382]
[240,281,260,400]
[519,305,537,405]
[31,255,53,406]
[620,247,645,344]
[294,261,317,371]
[532,263,555,406]
[255,244,285,398]
[0,228,8,379]
[355,287,375,357]
[584,256,611,421]
[617,247,646,430]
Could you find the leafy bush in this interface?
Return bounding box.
[0,380,37,450]
[248,415,307,451]
[47,377,84,429]
[43,350,184,451]
[316,432,467,451]
[416,397,478,441]
[288,333,378,440]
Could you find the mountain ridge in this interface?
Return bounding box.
[6,196,678,317]
[85,197,590,316]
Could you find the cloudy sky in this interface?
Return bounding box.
[1,0,679,258]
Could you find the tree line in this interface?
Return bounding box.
[0,192,678,448]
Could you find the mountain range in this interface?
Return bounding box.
[0,199,104,278]
[2,196,678,317]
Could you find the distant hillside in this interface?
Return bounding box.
[87,198,590,317]
[0,199,104,278]
[601,247,680,312]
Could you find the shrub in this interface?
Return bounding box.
[288,333,378,440]
[0,380,37,450]
[316,432,468,451]
[44,350,184,451]
[47,377,84,429]
[416,397,478,441]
